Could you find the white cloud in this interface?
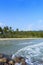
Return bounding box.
[38,20,43,23]
[0,22,3,26]
[20,23,34,31]
[34,20,43,30]
[0,22,5,27]
[24,20,43,31]
[26,24,33,31]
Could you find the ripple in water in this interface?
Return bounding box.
[14,42,43,65]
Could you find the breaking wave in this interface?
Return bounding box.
[15,42,43,65]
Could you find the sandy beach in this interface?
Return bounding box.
[0,38,43,40]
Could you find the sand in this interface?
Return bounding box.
[0,38,42,40]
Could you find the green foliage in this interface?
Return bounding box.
[0,26,43,38]
[0,27,3,34]
[16,28,19,31]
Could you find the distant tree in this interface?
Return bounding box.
[16,28,19,31]
[0,27,3,34]
[9,27,14,33]
[3,26,9,32]
[9,27,12,30]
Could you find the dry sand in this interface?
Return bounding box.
[0,38,42,40]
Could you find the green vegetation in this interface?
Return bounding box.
[0,26,43,38]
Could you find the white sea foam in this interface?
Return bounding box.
[17,42,33,45]
[14,42,43,65]
[15,42,43,55]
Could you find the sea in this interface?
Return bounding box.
[0,38,43,65]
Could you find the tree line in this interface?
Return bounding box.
[0,26,43,38]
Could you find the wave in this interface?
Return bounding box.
[17,42,33,45]
[15,42,43,55]
[14,42,43,65]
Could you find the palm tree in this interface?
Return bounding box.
[16,28,19,31]
[0,27,3,34]
[3,26,9,32]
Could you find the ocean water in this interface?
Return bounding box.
[0,39,43,65]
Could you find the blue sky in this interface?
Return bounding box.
[0,0,43,31]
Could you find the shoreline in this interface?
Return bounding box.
[0,38,43,40]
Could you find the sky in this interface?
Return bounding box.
[0,0,43,31]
